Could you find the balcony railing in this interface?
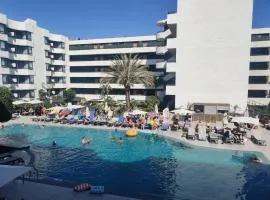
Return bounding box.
[156,46,168,55]
[157,29,172,41]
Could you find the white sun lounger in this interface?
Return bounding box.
[198,126,207,141]
[187,127,196,140]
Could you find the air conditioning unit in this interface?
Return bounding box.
[50,42,54,47]
[12,78,17,83]
[13,93,18,98]
[10,47,16,52]
[50,54,54,59]
[11,63,17,68]
[51,90,56,95]
[10,32,15,37]
[51,79,55,83]
[51,67,55,71]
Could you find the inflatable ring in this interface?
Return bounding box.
[74,183,91,192]
[126,129,138,137]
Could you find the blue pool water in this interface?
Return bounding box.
[1,124,270,200]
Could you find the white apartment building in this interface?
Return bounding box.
[1,0,268,111]
[69,36,167,101]
[159,0,254,112]
[249,28,270,106]
[0,13,68,99]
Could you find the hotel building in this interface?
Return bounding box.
[1,0,269,111]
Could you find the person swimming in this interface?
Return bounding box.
[118,137,123,144]
[251,154,262,163]
[81,136,91,145]
[111,136,115,142]
[52,141,57,146]
[21,123,25,127]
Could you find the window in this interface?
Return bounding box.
[251,34,270,42]
[0,40,6,51]
[44,37,49,45]
[0,24,5,33]
[249,76,268,84]
[248,90,267,98]
[1,58,8,67]
[250,48,269,56]
[250,62,268,70]
[70,53,164,61]
[70,77,101,83]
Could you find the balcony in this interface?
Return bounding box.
[166,86,176,95]
[156,46,168,55]
[156,61,167,69]
[156,29,172,41]
[1,68,34,76]
[250,55,270,62]
[0,33,8,41]
[157,19,167,27]
[7,37,33,47]
[9,53,34,61]
[5,84,35,90]
[248,98,270,106]
[51,48,66,54]
[46,71,66,77]
[249,70,270,76]
[249,84,270,90]
[51,60,65,66]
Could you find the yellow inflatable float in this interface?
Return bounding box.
[126,129,138,137]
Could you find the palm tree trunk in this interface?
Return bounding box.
[125,87,131,111]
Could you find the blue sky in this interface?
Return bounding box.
[0,0,269,39]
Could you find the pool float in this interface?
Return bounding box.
[74,183,91,192]
[126,129,138,137]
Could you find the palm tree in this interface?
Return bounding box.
[100,54,154,111]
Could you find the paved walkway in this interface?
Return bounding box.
[0,181,138,200]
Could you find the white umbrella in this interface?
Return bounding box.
[163,107,170,119]
[28,99,43,105]
[231,117,259,125]
[130,109,147,115]
[12,100,29,105]
[154,104,158,113]
[170,108,194,115]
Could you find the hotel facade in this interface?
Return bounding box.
[0,0,269,111]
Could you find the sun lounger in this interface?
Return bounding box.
[198,126,207,141]
[0,156,24,165]
[209,132,219,143]
[114,116,125,127]
[251,134,267,146]
[31,116,40,122]
[187,127,196,140]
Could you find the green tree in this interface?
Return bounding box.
[63,89,76,103]
[144,96,160,112]
[100,54,154,111]
[38,89,47,102]
[0,86,13,122]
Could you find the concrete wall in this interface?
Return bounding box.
[174,0,253,110]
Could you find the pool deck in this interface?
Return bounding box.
[0,181,139,200]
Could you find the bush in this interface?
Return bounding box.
[63,89,76,103]
[0,86,13,122]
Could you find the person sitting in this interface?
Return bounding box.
[81,136,91,145]
[118,137,123,144]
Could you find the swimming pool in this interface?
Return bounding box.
[1,124,270,200]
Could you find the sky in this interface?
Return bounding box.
[0,0,269,39]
